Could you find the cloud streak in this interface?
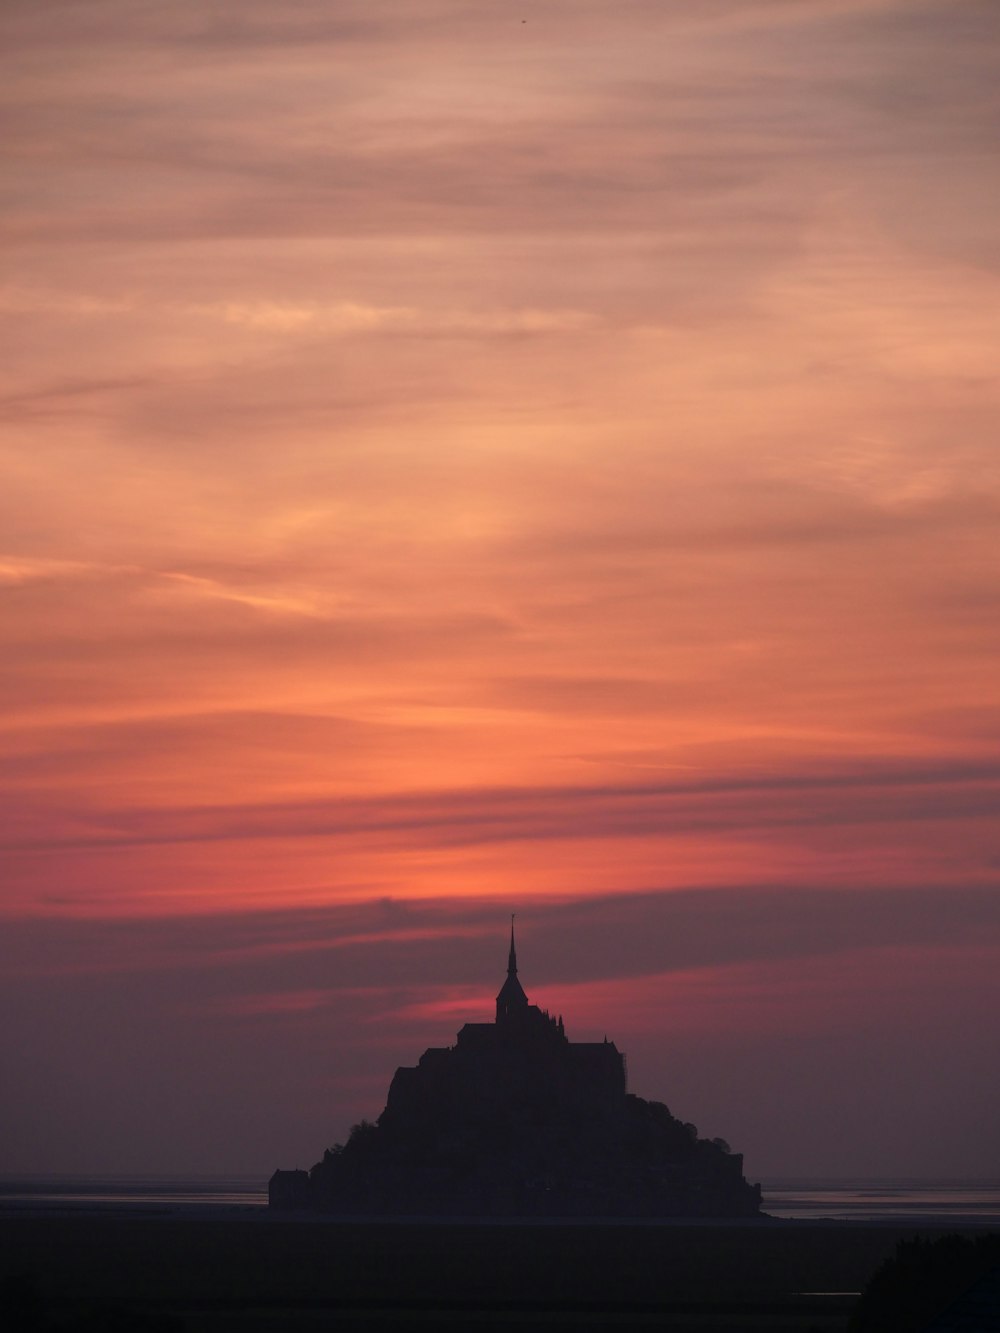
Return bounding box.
[5,755,1000,855]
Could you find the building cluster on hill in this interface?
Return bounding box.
[270,927,762,1217]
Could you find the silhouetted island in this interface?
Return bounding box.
[270,927,762,1217]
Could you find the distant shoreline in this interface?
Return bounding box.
[3,1198,1000,1227]
[5,1174,1000,1225]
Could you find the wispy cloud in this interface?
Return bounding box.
[205,300,600,337]
[4,882,998,984]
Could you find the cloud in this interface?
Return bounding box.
[207,300,600,338]
[4,753,999,861]
[3,881,998,987]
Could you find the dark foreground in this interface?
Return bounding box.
[2,1215,997,1332]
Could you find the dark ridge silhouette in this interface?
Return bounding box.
[270,924,762,1217]
[849,1233,1000,1332]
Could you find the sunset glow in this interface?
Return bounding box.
[2,0,998,1178]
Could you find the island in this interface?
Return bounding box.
[270,926,762,1217]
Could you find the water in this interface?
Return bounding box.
[762,1179,1000,1223]
[0,1174,268,1214]
[2,1175,999,1222]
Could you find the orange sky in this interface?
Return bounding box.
[2,0,999,1178]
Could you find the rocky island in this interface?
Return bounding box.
[270,927,762,1217]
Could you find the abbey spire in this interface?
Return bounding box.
[495,914,529,1024]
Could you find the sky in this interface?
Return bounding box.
[1,0,999,1182]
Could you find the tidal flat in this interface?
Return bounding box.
[4,1215,998,1331]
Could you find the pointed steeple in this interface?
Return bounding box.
[496,914,529,1024]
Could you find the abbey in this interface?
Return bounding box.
[269,928,762,1217]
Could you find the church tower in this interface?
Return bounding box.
[495,917,529,1024]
